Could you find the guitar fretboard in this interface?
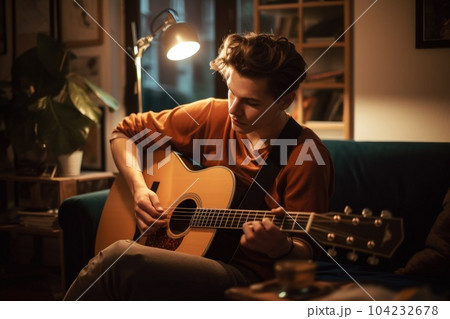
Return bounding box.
[190,208,310,232]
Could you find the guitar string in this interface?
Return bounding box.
[151,212,384,253]
[164,208,378,224]
[160,209,381,233]
[165,211,379,226]
[157,206,386,224]
[166,210,384,226]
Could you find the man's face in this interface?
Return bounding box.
[226,68,286,136]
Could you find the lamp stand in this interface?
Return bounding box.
[132,22,154,114]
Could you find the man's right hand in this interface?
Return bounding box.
[133,187,168,234]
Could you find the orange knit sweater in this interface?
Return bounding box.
[111,98,334,279]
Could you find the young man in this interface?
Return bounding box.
[64,33,334,300]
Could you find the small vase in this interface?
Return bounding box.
[57,150,84,177]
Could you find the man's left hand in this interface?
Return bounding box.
[240,207,292,258]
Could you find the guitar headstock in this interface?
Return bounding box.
[309,206,404,265]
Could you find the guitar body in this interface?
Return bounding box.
[95,150,236,256]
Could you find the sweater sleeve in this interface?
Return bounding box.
[266,127,334,259]
[110,98,218,157]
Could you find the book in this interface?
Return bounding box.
[17,209,58,217]
[307,69,344,82]
[17,209,59,230]
[274,14,298,40]
[309,90,333,121]
[304,36,337,43]
[304,17,344,41]
[324,91,343,121]
[305,90,343,122]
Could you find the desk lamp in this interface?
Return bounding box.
[133,8,200,113]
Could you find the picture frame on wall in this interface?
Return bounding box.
[82,107,106,171]
[58,0,103,47]
[12,0,55,57]
[0,0,6,55]
[416,0,450,48]
[70,54,105,171]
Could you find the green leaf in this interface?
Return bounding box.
[67,78,102,124]
[37,99,92,155]
[83,77,119,111]
[36,33,72,78]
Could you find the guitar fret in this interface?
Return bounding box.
[214,210,220,228]
[218,210,224,228]
[191,209,198,227]
[291,213,297,230]
[208,210,214,228]
[237,210,243,229]
[202,209,210,227]
[231,211,237,228]
[234,211,241,228]
[196,208,202,227]
[293,217,305,231]
[190,208,308,233]
[206,209,214,227]
[218,209,225,228]
[282,214,294,230]
[280,214,286,230]
[224,209,230,228]
[252,211,255,222]
[257,211,264,223]
[238,210,245,228]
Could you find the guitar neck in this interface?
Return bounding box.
[190,208,311,233]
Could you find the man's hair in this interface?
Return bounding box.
[210,32,307,99]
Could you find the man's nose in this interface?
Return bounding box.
[229,97,243,115]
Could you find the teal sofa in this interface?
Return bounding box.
[59,140,450,290]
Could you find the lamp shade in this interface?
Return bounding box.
[162,23,200,61]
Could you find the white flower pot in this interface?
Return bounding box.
[57,150,84,177]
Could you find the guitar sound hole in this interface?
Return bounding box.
[169,199,197,235]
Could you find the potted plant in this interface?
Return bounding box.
[6,33,119,176]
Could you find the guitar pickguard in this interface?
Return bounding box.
[144,227,183,251]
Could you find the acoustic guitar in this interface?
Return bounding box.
[95,150,403,264]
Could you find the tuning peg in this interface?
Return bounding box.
[367,255,380,266]
[374,218,383,227]
[346,251,358,262]
[327,247,337,257]
[362,208,373,217]
[344,206,352,215]
[380,210,392,218]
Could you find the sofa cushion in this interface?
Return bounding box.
[396,188,450,284]
[59,189,110,286]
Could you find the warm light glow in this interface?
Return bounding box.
[166,41,200,61]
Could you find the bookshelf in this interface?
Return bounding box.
[253,0,353,139]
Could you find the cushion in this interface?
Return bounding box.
[396,188,450,284]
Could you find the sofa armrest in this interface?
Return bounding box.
[58,189,110,287]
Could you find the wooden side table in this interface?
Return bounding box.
[225,280,421,301]
[0,171,116,210]
[0,171,116,296]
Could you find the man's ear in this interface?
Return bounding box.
[280,91,296,110]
